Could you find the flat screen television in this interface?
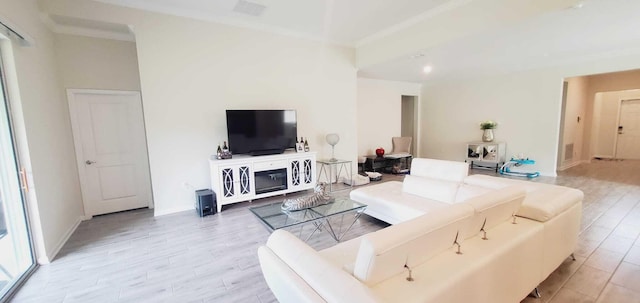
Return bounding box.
[226,110,297,156]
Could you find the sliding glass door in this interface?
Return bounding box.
[0,52,35,301]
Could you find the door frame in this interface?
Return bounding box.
[67,89,153,218]
[0,41,38,301]
[614,98,640,159]
[400,95,420,156]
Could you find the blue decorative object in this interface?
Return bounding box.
[499,157,540,178]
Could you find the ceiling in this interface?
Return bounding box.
[359,0,640,82]
[43,0,640,83]
[90,0,454,45]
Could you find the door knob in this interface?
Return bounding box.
[85,160,96,165]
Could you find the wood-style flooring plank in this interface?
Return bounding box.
[9,160,640,303]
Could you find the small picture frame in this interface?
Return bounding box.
[296,143,305,152]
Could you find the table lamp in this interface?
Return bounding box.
[326,133,340,162]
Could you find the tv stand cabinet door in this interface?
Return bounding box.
[288,155,316,191]
[218,164,255,202]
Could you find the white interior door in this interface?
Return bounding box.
[615,99,640,160]
[68,89,152,217]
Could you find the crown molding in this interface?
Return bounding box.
[40,13,135,42]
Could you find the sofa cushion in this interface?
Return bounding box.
[402,175,460,203]
[410,158,469,182]
[350,181,450,224]
[353,203,475,286]
[463,186,526,238]
[454,184,493,202]
[463,175,584,222]
[258,247,327,303]
[369,217,545,303]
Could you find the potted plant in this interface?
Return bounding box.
[479,120,498,142]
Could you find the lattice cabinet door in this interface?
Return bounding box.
[218,164,254,201]
[303,158,314,185]
[288,156,316,191]
[290,159,301,187]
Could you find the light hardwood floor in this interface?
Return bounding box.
[9,159,640,303]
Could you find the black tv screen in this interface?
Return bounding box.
[226,110,297,155]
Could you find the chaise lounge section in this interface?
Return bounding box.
[257,158,583,303]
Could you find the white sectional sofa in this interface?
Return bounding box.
[257,158,583,303]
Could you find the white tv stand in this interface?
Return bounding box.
[209,151,317,212]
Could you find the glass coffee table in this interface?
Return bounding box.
[249,197,366,242]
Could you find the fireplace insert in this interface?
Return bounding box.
[255,168,288,195]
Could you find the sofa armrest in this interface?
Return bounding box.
[258,246,326,303]
[263,230,381,303]
[463,186,526,239]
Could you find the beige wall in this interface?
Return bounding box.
[357,78,421,157]
[592,89,640,158]
[558,76,588,169]
[584,69,640,159]
[54,34,141,91]
[0,0,83,263]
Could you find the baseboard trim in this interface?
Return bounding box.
[39,216,82,264]
[557,160,587,171]
[154,205,194,217]
[540,171,557,177]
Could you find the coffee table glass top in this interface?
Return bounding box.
[249,196,366,230]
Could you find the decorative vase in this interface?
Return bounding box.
[326,133,340,162]
[482,129,494,142]
[375,147,385,157]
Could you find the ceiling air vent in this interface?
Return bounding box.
[233,0,267,17]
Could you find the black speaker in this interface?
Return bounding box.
[195,189,216,217]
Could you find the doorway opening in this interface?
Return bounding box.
[558,69,640,172]
[401,95,419,156]
[592,90,640,160]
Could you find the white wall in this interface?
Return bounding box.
[134,13,358,215]
[421,53,640,176]
[42,0,360,216]
[54,34,141,91]
[422,71,564,175]
[558,76,588,169]
[0,0,83,263]
[357,78,421,157]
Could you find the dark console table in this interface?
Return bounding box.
[364,155,412,174]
